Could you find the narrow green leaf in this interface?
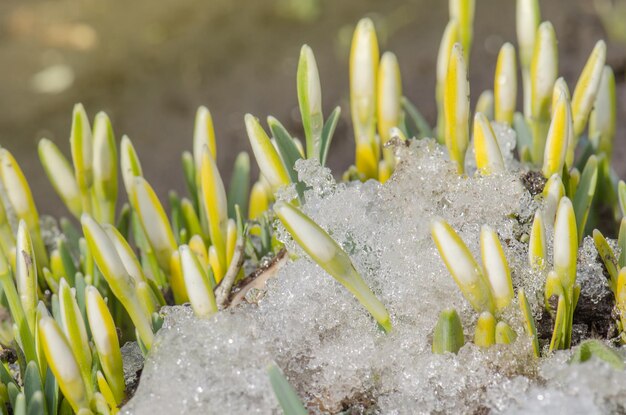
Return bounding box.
[319,106,341,167]
[57,238,77,286]
[549,294,567,351]
[573,155,598,243]
[401,97,432,139]
[181,151,197,209]
[267,117,302,185]
[267,364,307,415]
[518,289,540,357]
[0,362,14,386]
[228,152,251,220]
[593,229,618,292]
[115,204,132,241]
[513,112,532,158]
[180,198,204,242]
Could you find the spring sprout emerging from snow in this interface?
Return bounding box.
[274,201,391,332]
[0,0,624,412]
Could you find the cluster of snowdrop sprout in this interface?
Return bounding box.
[0,0,624,413]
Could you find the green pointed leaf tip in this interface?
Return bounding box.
[432,308,465,354]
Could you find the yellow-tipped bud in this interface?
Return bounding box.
[193,106,217,168]
[516,0,541,69]
[530,22,558,119]
[542,91,572,177]
[529,211,546,270]
[616,268,626,331]
[377,51,402,166]
[431,219,495,313]
[59,279,92,396]
[444,43,470,174]
[480,225,513,310]
[208,245,224,285]
[494,43,517,125]
[275,202,391,331]
[589,66,616,158]
[189,234,209,270]
[245,114,291,191]
[130,177,177,272]
[0,149,48,267]
[542,174,565,225]
[169,251,189,305]
[449,0,475,62]
[39,316,90,412]
[120,135,143,197]
[474,311,496,348]
[104,224,148,285]
[86,286,125,404]
[350,18,380,178]
[571,40,606,139]
[92,112,118,224]
[38,139,82,218]
[553,197,577,290]
[378,159,392,184]
[476,90,494,121]
[297,45,324,159]
[16,221,37,332]
[248,181,270,221]
[473,112,504,175]
[70,103,93,215]
[200,146,228,277]
[495,321,517,344]
[530,22,558,164]
[436,19,460,143]
[179,245,217,317]
[81,214,154,349]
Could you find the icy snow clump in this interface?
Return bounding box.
[122,139,625,414]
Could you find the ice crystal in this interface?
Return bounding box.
[122,140,623,414]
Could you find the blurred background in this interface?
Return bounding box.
[0,0,625,217]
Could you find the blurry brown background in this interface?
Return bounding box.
[0,0,625,218]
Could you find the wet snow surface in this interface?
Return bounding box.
[123,137,626,414]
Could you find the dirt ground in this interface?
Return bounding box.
[0,0,625,217]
